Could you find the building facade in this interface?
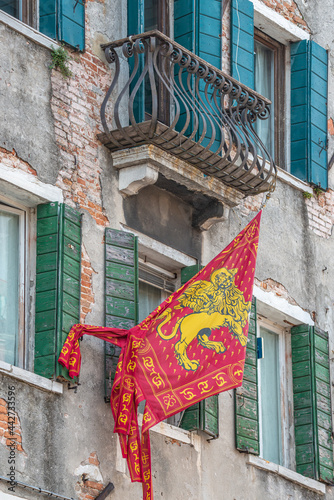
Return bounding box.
[0,0,334,499]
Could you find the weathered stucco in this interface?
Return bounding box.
[0,24,59,183]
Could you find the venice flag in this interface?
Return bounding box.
[58,211,261,500]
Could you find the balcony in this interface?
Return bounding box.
[98,30,276,203]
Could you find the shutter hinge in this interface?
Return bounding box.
[318,138,328,157]
[68,382,80,393]
[257,337,264,359]
[73,0,85,12]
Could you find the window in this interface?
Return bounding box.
[235,298,334,483]
[254,29,285,167]
[138,260,175,323]
[0,0,85,51]
[257,321,291,467]
[0,0,33,25]
[0,203,26,368]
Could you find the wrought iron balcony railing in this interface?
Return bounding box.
[99,30,276,196]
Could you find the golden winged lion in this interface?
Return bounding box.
[156,267,251,371]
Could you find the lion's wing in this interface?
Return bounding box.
[178,280,217,313]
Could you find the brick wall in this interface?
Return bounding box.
[305,189,334,239]
[240,187,334,240]
[221,0,230,74]
[258,0,310,31]
[0,147,37,176]
[254,277,299,306]
[51,50,110,227]
[80,245,96,322]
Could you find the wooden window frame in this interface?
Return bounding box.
[254,28,285,169]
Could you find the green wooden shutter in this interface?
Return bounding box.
[35,203,82,381]
[39,1,85,51]
[235,298,259,454]
[290,40,328,189]
[179,265,219,439]
[230,0,254,89]
[104,229,138,402]
[35,203,59,378]
[291,324,333,482]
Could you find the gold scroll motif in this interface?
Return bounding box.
[163,393,177,409]
[180,388,196,401]
[143,356,166,390]
[198,380,213,394]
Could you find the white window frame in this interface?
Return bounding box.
[257,317,293,468]
[0,164,63,378]
[0,199,27,369]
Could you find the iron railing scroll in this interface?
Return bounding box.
[99,30,277,196]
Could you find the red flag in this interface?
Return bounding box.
[58,211,261,499]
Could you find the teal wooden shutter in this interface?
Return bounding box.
[35,203,82,381]
[174,0,222,149]
[39,1,85,51]
[290,40,328,189]
[128,0,144,35]
[104,229,138,402]
[174,0,195,52]
[179,264,219,439]
[59,0,85,51]
[230,0,254,88]
[291,324,333,482]
[174,0,221,66]
[127,0,145,123]
[235,299,259,454]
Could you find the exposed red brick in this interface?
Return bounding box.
[88,452,100,466]
[328,118,334,136]
[84,481,104,491]
[0,399,26,455]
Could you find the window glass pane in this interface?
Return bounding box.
[259,327,281,464]
[144,0,158,31]
[0,0,19,18]
[138,281,162,323]
[0,210,20,365]
[254,40,275,156]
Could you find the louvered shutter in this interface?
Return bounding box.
[235,298,259,454]
[104,229,138,402]
[179,264,219,438]
[59,0,85,51]
[35,203,81,381]
[39,0,85,51]
[291,324,333,482]
[290,40,328,189]
[174,0,222,150]
[230,0,254,89]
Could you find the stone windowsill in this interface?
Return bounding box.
[0,10,59,50]
[0,360,63,395]
[276,165,313,194]
[137,413,200,451]
[247,455,326,495]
